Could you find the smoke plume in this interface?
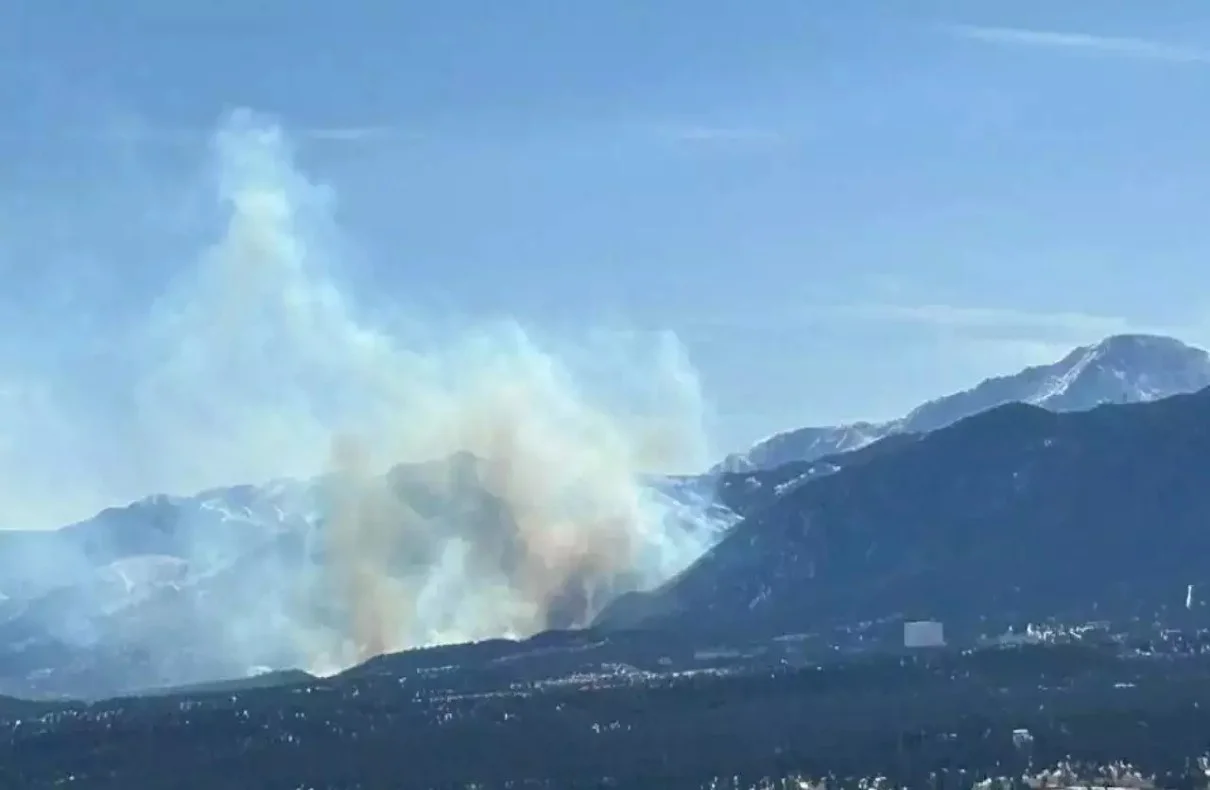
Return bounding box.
[0,110,729,678]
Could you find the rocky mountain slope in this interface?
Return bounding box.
[599,384,1210,636]
[716,334,1210,473]
[0,458,730,699]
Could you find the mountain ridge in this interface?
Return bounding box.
[0,456,732,699]
[716,333,1210,473]
[599,384,1210,636]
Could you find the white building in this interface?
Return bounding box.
[904,620,945,648]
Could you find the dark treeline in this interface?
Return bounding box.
[4,644,1210,789]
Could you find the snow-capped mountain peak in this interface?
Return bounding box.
[1028,333,1210,407]
[718,334,1210,473]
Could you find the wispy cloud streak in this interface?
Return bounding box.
[946,24,1210,64]
[675,302,1157,339]
[664,126,783,144]
[831,302,1144,336]
[122,124,414,145]
[0,124,416,146]
[644,123,787,147]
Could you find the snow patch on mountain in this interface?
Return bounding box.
[92,556,192,610]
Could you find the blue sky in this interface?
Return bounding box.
[2,1,1210,520]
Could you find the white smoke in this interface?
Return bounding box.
[0,109,731,679]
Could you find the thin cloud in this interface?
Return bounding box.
[652,124,786,146]
[296,126,405,142]
[673,126,783,143]
[833,302,1210,386]
[671,302,1162,342]
[945,24,1210,64]
[155,124,413,145]
[831,302,1146,336]
[6,123,418,146]
[958,337,1087,369]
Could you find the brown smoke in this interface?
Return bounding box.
[325,434,407,661]
[318,363,689,665]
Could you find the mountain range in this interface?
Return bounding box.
[715,333,1210,473]
[1,332,1209,699]
[0,455,728,699]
